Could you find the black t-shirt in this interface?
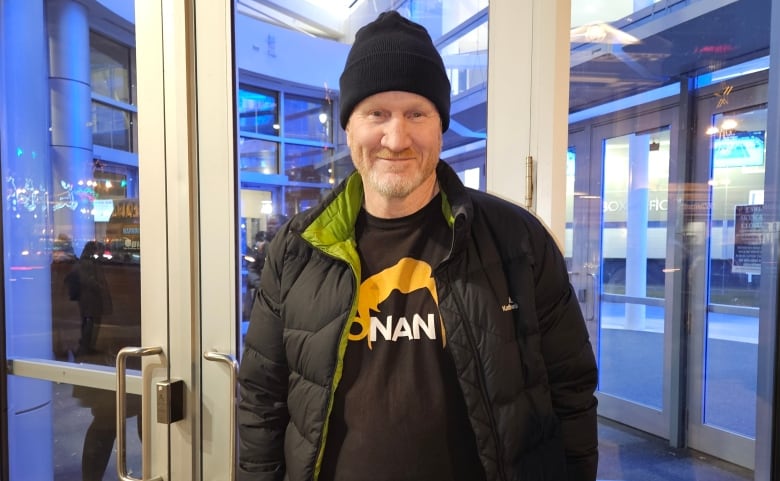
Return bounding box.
[319,194,486,481]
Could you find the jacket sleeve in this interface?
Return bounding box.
[531,220,599,481]
[237,236,290,481]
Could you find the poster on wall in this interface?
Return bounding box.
[733,204,763,275]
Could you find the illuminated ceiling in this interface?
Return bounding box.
[236,0,362,39]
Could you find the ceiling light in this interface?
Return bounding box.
[570,22,639,45]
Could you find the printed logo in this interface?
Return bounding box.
[350,257,446,349]
[501,297,519,312]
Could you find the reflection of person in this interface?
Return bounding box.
[246,213,289,290]
[68,240,140,481]
[244,214,289,322]
[237,10,598,481]
[69,241,113,358]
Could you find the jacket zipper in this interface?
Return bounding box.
[436,260,508,481]
[308,246,359,481]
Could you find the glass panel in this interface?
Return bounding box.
[284,144,333,183]
[570,0,771,474]
[2,3,141,480]
[397,0,488,36]
[238,86,279,135]
[283,93,333,142]
[238,184,331,343]
[239,137,279,174]
[90,32,131,103]
[704,107,766,438]
[7,377,143,479]
[564,147,575,262]
[54,378,142,479]
[440,22,488,96]
[90,32,134,153]
[599,128,670,409]
[92,102,132,151]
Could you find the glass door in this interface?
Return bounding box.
[686,76,768,470]
[2,1,240,479]
[190,0,240,479]
[2,1,156,479]
[566,127,599,352]
[570,106,679,439]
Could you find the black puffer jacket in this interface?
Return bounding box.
[238,161,598,481]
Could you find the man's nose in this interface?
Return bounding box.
[381,117,412,151]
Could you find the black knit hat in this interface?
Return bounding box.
[339,11,451,132]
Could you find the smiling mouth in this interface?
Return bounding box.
[375,148,416,160]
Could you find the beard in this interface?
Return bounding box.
[352,146,440,200]
[361,162,433,198]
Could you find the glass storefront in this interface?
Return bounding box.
[1,0,778,480]
[566,0,774,474]
[2,1,142,479]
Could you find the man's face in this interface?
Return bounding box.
[266,216,281,239]
[346,91,442,201]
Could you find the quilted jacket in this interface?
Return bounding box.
[237,161,599,481]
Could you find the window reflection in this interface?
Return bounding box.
[91,102,131,151]
[240,137,279,174]
[285,144,334,183]
[702,107,765,438]
[706,108,766,308]
[440,22,488,96]
[90,33,135,152]
[90,32,132,103]
[284,93,333,142]
[238,86,279,135]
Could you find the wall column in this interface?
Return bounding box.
[486,0,570,246]
[0,1,54,479]
[47,0,94,255]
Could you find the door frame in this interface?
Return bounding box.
[192,0,240,479]
[136,0,239,479]
[570,102,680,440]
[685,72,770,470]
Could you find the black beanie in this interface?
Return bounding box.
[339,11,451,132]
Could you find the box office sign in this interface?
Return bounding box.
[733,204,764,275]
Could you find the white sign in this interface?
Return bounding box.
[93,199,115,222]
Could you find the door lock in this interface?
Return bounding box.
[156,379,185,424]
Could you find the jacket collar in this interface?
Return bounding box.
[435,160,474,255]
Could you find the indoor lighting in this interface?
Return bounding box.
[570,22,639,45]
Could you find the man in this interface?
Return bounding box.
[244,213,290,320]
[246,213,289,291]
[238,10,598,481]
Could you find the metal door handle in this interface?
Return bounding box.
[204,351,239,481]
[116,346,164,481]
[586,273,597,322]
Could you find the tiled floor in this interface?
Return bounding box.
[597,417,753,481]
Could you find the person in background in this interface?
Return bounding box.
[246,213,289,292]
[237,10,598,481]
[67,240,141,481]
[68,241,112,360]
[245,230,266,295]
